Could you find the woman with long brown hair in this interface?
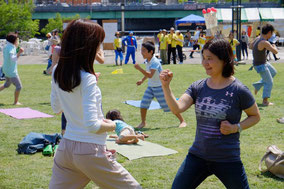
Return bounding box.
[49,19,141,189]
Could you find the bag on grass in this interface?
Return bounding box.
[259,145,284,179]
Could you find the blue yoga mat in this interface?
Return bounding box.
[124,100,161,110]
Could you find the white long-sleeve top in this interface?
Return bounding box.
[51,67,106,145]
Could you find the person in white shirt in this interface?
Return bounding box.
[49,19,141,189]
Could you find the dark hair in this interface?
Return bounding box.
[142,41,155,55]
[54,19,105,92]
[106,109,124,121]
[202,39,235,78]
[262,24,274,35]
[6,33,18,44]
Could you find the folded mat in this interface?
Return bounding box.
[0,107,53,119]
[106,137,177,160]
[124,100,161,110]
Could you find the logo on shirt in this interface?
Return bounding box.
[225,91,234,97]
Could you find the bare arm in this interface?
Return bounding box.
[134,64,156,78]
[220,103,260,135]
[95,119,116,134]
[160,69,194,114]
[48,49,60,74]
[95,49,105,64]
[136,76,147,86]
[262,41,278,54]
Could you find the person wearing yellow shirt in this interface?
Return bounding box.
[228,32,240,62]
[157,29,163,53]
[175,30,184,64]
[160,29,168,64]
[113,31,123,66]
[256,26,261,37]
[198,33,206,49]
[167,27,177,64]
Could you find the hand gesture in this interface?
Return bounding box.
[134,63,141,70]
[136,80,143,86]
[159,69,173,87]
[220,120,238,135]
[18,48,24,54]
[95,72,101,81]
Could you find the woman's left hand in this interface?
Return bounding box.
[220,120,238,135]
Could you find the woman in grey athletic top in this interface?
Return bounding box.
[161,39,260,189]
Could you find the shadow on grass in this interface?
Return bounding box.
[106,65,119,67]
[0,103,5,106]
[135,125,179,132]
[259,171,284,182]
[39,102,51,106]
[257,103,272,108]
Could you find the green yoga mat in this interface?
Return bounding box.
[106,137,178,160]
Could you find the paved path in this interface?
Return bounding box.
[0,46,283,66]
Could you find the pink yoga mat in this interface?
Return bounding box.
[0,107,53,119]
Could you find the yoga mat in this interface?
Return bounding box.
[0,107,53,119]
[124,100,161,110]
[106,137,178,160]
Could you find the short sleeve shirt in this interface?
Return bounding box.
[114,120,134,136]
[176,34,184,47]
[185,78,255,162]
[146,56,162,87]
[3,42,17,77]
[229,39,239,51]
[160,35,168,50]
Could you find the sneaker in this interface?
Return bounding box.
[190,55,193,58]
[277,117,284,124]
[179,62,183,64]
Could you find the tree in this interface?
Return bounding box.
[0,0,39,40]
[41,13,63,35]
[41,13,90,36]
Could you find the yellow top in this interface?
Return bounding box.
[157,33,163,42]
[168,33,177,47]
[176,33,184,47]
[228,38,239,51]
[256,29,260,37]
[114,38,122,49]
[198,37,206,48]
[160,34,168,50]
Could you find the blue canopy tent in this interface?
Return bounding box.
[175,14,205,26]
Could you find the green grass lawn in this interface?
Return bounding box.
[0,63,283,188]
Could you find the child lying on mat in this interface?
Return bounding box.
[106,109,148,144]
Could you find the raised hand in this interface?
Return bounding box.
[159,69,173,87]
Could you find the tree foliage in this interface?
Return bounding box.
[0,0,39,40]
[41,13,89,35]
[41,13,63,35]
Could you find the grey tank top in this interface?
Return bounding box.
[253,38,266,66]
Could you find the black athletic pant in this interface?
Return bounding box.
[176,45,183,63]
[168,44,176,64]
